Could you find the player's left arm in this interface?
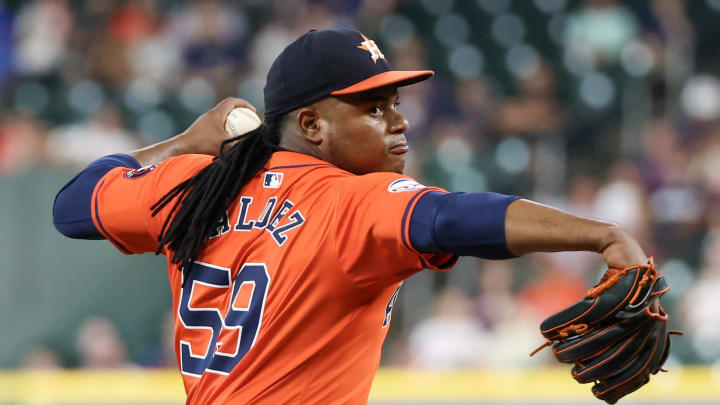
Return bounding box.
[53,97,255,240]
[129,97,256,166]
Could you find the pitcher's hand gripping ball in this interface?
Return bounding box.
[531,258,681,404]
[225,107,262,136]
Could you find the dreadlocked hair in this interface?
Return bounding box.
[150,114,285,284]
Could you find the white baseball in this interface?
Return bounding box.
[224,107,262,136]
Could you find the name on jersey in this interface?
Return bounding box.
[209,196,305,246]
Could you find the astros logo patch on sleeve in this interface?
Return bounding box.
[263,172,283,188]
[387,178,425,193]
[124,164,159,179]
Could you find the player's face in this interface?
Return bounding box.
[320,86,410,175]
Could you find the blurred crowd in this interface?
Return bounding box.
[21,314,175,370]
[2,0,720,369]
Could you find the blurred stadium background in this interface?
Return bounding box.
[1,0,720,403]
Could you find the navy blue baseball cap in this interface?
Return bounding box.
[263,28,434,117]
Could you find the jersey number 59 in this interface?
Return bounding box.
[178,262,270,377]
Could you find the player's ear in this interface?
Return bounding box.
[297,107,324,145]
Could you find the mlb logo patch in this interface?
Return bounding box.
[387,178,425,193]
[263,172,283,188]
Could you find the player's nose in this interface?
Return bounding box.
[388,111,409,134]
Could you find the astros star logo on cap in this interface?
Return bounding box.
[357,33,386,64]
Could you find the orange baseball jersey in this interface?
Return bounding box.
[90,151,457,404]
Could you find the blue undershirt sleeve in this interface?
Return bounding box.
[53,154,141,239]
[409,191,521,259]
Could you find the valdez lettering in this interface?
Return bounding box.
[209,196,305,245]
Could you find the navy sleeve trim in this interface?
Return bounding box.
[409,191,521,260]
[400,189,433,269]
[53,154,141,239]
[93,180,132,254]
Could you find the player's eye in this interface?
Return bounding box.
[369,106,383,116]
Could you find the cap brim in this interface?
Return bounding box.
[330,70,434,95]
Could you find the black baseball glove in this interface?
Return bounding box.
[531,258,680,404]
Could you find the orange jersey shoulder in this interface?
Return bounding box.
[91,154,213,254]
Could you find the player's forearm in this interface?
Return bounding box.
[129,135,189,167]
[129,97,258,166]
[504,199,618,256]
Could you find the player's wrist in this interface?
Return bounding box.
[598,224,648,268]
[596,223,624,254]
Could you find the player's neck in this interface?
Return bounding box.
[278,134,324,162]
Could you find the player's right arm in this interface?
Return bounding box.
[503,199,646,270]
[408,193,646,271]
